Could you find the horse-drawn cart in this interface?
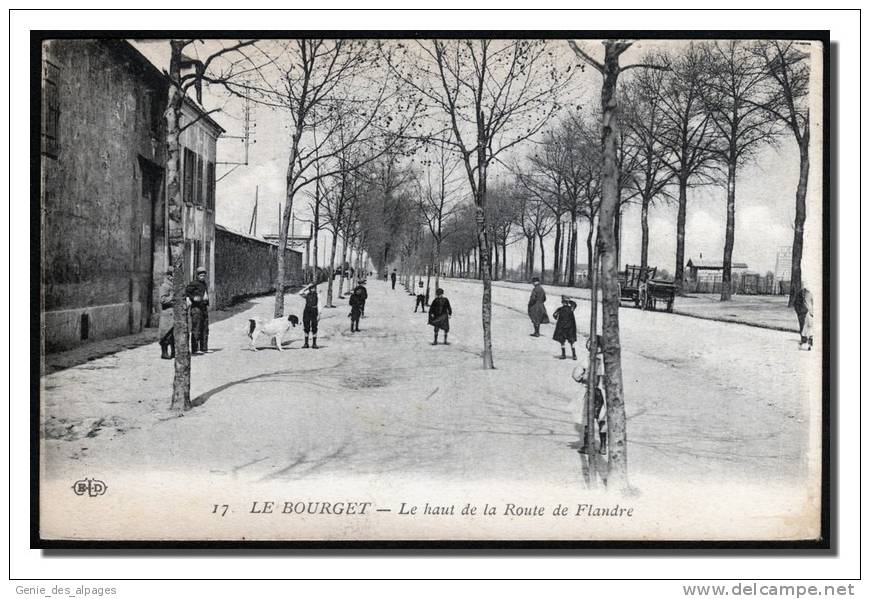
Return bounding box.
[618,265,676,312]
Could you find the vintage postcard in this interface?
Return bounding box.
[35,33,827,545]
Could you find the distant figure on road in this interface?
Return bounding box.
[527,277,550,337]
[414,281,426,313]
[553,296,578,360]
[391,269,397,290]
[157,268,175,360]
[185,266,210,354]
[349,287,363,333]
[796,287,814,350]
[428,288,452,345]
[300,283,321,349]
[354,281,368,317]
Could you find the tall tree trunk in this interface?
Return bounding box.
[596,43,630,492]
[493,237,500,281]
[586,219,594,286]
[434,239,442,292]
[326,229,339,307]
[720,157,737,301]
[338,232,348,298]
[640,194,651,272]
[674,175,689,295]
[166,45,191,412]
[789,135,809,307]
[312,183,320,282]
[502,239,508,280]
[614,207,622,270]
[552,218,562,285]
[275,128,304,318]
[568,215,578,286]
[538,234,546,282]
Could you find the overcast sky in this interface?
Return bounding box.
[133,38,824,277]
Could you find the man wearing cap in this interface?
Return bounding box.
[353,280,368,317]
[299,283,321,349]
[428,288,452,345]
[527,277,550,337]
[185,266,210,354]
[157,268,175,360]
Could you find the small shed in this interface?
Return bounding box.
[685,258,749,283]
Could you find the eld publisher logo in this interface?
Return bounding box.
[72,478,107,497]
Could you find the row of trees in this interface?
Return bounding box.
[162,38,816,494]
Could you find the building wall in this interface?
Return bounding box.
[214,228,303,309]
[41,39,167,352]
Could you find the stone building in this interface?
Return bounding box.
[40,39,222,352]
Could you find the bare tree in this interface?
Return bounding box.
[415,144,464,294]
[569,38,667,492]
[620,64,676,272]
[701,40,782,301]
[165,39,257,411]
[385,39,574,369]
[232,39,419,317]
[655,42,718,294]
[751,40,812,308]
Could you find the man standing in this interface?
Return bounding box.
[349,287,363,333]
[414,281,426,313]
[300,284,321,349]
[185,266,210,354]
[796,287,814,350]
[390,269,397,290]
[428,288,452,345]
[157,268,175,360]
[527,277,550,337]
[353,280,368,317]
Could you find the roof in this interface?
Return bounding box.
[686,259,749,270]
[120,40,225,134]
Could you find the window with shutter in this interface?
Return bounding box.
[195,154,204,206]
[206,161,215,212]
[183,148,195,205]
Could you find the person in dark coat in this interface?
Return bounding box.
[300,283,321,349]
[390,269,397,290]
[527,277,550,337]
[157,268,175,360]
[414,281,426,313]
[552,296,578,360]
[796,287,814,350]
[185,266,210,354]
[428,288,452,345]
[348,288,363,332]
[353,281,368,317]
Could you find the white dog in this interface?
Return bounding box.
[248,314,299,351]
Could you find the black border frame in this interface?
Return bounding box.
[28,28,832,553]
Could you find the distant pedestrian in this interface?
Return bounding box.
[796,287,814,350]
[300,283,321,349]
[349,288,363,332]
[553,296,578,360]
[527,277,550,337]
[391,269,397,290]
[157,268,175,360]
[571,355,607,455]
[414,281,426,313]
[185,266,210,354]
[353,281,368,317]
[428,288,452,345]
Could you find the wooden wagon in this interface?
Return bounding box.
[618,265,676,312]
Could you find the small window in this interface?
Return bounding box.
[41,59,60,158]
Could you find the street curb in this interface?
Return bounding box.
[443,277,799,335]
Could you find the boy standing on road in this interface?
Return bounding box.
[300,284,321,349]
[185,266,210,354]
[428,288,452,345]
[553,296,578,360]
[414,281,426,313]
